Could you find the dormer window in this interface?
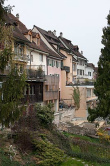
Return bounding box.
[36,33,40,46]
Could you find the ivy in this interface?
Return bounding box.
[72,86,80,110]
[0,69,26,127]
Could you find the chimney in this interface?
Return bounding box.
[16,13,19,20]
[60,32,63,37]
[53,30,56,36]
[81,51,83,55]
[48,30,51,34]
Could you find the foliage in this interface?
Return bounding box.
[60,157,84,166]
[0,69,26,127]
[35,103,54,126]
[70,137,110,163]
[0,148,21,166]
[32,139,65,166]
[36,66,44,77]
[0,3,27,127]
[97,128,110,144]
[72,86,80,110]
[0,1,13,73]
[63,131,99,143]
[87,12,110,121]
[0,0,5,21]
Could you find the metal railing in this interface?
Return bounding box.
[61,66,70,73]
[26,65,45,80]
[13,54,29,62]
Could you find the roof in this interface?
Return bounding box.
[4,13,30,43]
[34,25,66,59]
[87,63,95,69]
[5,13,60,56]
[59,36,87,60]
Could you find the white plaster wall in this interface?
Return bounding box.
[85,66,94,79]
[26,48,47,75]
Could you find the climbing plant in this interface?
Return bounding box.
[72,86,80,110]
[0,69,26,127]
[0,3,26,127]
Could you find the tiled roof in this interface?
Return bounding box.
[5,13,61,57]
[34,26,66,59]
[87,63,95,69]
[4,13,30,43]
[59,36,87,60]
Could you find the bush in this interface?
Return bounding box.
[35,103,54,126]
[32,139,65,166]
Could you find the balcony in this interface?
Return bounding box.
[13,53,29,62]
[22,94,43,103]
[66,79,94,86]
[61,66,70,73]
[26,65,45,81]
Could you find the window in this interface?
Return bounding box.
[56,61,61,68]
[39,85,42,94]
[45,85,49,91]
[56,61,58,68]
[88,72,91,76]
[39,54,43,62]
[20,65,23,73]
[54,60,56,66]
[49,59,52,66]
[80,70,82,75]
[87,89,91,98]
[77,69,80,75]
[92,89,95,96]
[83,70,84,75]
[30,85,35,95]
[73,64,76,71]
[24,85,35,95]
[14,42,24,56]
[52,60,54,67]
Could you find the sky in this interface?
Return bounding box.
[4,0,110,66]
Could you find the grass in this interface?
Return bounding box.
[60,157,110,166]
[62,131,110,165]
[60,157,84,166]
[63,131,99,143]
[0,148,21,166]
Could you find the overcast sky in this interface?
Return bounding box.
[4,0,110,66]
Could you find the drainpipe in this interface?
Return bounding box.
[30,50,34,69]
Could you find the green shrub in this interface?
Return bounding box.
[32,139,65,166]
[35,103,54,126]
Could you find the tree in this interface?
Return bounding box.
[0,69,26,127]
[88,12,110,122]
[35,103,54,126]
[72,86,80,110]
[0,2,26,127]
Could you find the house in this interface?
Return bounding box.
[32,26,67,100]
[58,34,97,120]
[1,13,60,113]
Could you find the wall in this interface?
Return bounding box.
[26,48,47,74]
[60,50,73,83]
[61,75,97,119]
[48,65,61,89]
[54,107,75,125]
[85,66,94,79]
[43,75,59,112]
